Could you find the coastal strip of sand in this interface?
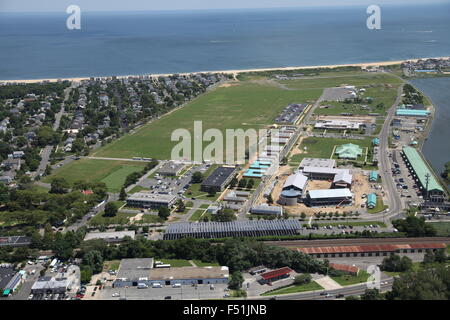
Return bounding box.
[1,56,448,84]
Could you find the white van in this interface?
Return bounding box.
[137,283,148,289]
[152,283,162,288]
[172,283,181,288]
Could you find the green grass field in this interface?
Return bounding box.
[44,159,146,192]
[192,260,220,267]
[158,259,193,267]
[289,136,372,165]
[189,209,206,222]
[89,211,135,226]
[428,222,450,237]
[261,281,323,296]
[92,81,322,160]
[367,198,388,214]
[331,271,370,286]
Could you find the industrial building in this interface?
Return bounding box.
[299,158,335,169]
[113,258,229,287]
[297,243,446,258]
[163,220,301,240]
[278,189,302,206]
[335,143,363,160]
[314,119,362,130]
[200,166,237,193]
[1,268,22,296]
[282,172,308,193]
[332,170,353,189]
[84,230,136,243]
[302,166,341,180]
[31,276,69,295]
[401,146,446,202]
[126,192,177,209]
[396,109,430,117]
[157,161,185,176]
[249,205,283,215]
[306,188,353,206]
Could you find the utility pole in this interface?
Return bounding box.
[425,173,430,205]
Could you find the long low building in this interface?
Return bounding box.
[200,166,237,192]
[297,243,446,258]
[163,220,301,240]
[306,188,353,206]
[249,205,283,215]
[401,146,446,202]
[314,119,362,130]
[31,276,69,294]
[126,192,177,209]
[113,258,229,287]
[84,231,135,243]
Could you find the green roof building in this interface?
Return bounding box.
[369,171,378,182]
[335,143,363,160]
[401,146,446,202]
[367,193,377,209]
[372,138,380,146]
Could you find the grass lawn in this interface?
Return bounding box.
[261,281,323,296]
[103,260,121,271]
[92,81,322,160]
[367,198,388,214]
[192,260,220,267]
[289,136,372,164]
[185,201,194,208]
[331,271,370,286]
[199,204,210,209]
[44,159,146,193]
[128,185,150,194]
[158,259,192,267]
[427,222,450,237]
[89,211,135,226]
[189,209,206,222]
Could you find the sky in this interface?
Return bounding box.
[0,0,446,12]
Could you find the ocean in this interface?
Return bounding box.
[0,3,450,80]
[410,77,450,188]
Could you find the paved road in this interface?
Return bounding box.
[377,84,405,221]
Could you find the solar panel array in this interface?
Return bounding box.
[163,220,301,240]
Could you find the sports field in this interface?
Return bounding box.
[44,159,146,192]
[289,137,372,165]
[92,80,322,160]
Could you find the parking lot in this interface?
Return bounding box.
[93,283,229,300]
[391,150,423,204]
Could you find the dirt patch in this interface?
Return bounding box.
[129,213,143,223]
[219,82,239,88]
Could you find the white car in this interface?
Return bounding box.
[27,261,34,265]
[111,293,120,297]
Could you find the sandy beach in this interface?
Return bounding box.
[1,56,448,84]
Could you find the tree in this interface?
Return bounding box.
[158,206,170,221]
[119,187,127,201]
[229,271,244,290]
[300,212,306,220]
[246,179,254,190]
[229,177,238,188]
[175,199,185,213]
[82,250,103,274]
[103,202,118,217]
[44,164,52,176]
[392,216,436,237]
[380,254,412,272]
[361,289,384,300]
[50,178,69,194]
[191,171,203,184]
[238,179,247,189]
[208,189,216,198]
[294,274,312,285]
[267,194,274,204]
[80,267,93,284]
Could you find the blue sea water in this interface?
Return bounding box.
[0,4,450,80]
[410,77,450,187]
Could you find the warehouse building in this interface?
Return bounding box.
[297,243,446,258]
[113,258,154,288]
[396,109,430,117]
[157,161,185,176]
[113,258,229,287]
[1,268,22,296]
[282,172,308,193]
[163,220,301,240]
[200,166,237,193]
[31,276,69,295]
[335,143,363,160]
[314,119,362,130]
[332,170,353,189]
[306,188,353,206]
[401,146,446,202]
[84,230,135,243]
[249,205,283,215]
[299,158,336,169]
[126,192,177,209]
[302,166,340,180]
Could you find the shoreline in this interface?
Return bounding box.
[1,56,449,84]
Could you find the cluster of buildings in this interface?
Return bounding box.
[0,265,25,297]
[113,258,229,288]
[401,57,450,74]
[277,157,354,207]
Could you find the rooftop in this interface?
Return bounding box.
[127,192,177,203]
[149,266,229,281]
[116,258,154,281]
[84,230,135,242]
[299,158,336,169]
[308,188,352,199]
[283,172,308,191]
[201,166,236,187]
